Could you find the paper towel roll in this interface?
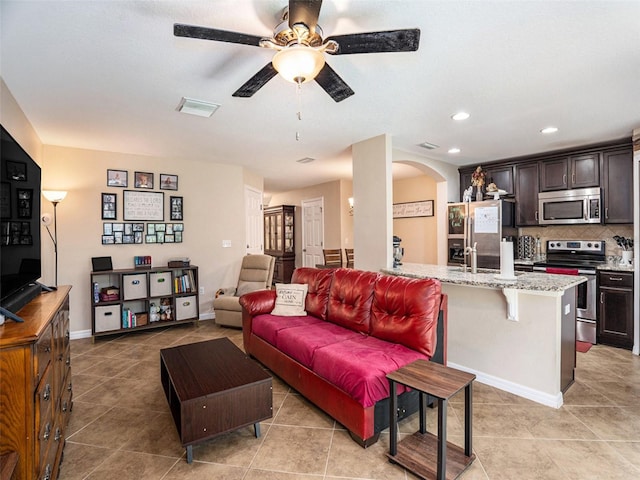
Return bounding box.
[500,240,515,279]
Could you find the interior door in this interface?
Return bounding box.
[302,197,324,267]
[245,186,263,254]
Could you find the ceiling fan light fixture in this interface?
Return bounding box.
[272,45,325,84]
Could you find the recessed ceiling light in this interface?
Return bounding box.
[448,147,461,154]
[418,141,439,150]
[540,126,558,134]
[451,112,470,121]
[176,97,220,117]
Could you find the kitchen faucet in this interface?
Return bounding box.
[465,242,478,274]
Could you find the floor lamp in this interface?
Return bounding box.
[42,190,67,287]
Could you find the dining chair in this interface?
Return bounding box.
[322,249,343,268]
[344,248,354,268]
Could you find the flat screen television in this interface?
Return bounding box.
[1,124,42,314]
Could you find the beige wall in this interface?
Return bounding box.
[2,80,258,335]
[392,175,438,264]
[268,179,352,267]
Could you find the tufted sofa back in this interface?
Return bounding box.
[288,267,441,356]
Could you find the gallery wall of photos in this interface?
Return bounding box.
[101,169,185,245]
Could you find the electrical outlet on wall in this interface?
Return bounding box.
[222,240,231,248]
[199,287,205,295]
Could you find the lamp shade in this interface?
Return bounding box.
[43,190,68,203]
[272,45,325,84]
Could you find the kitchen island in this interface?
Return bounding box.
[382,264,587,408]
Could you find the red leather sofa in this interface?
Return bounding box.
[240,267,447,447]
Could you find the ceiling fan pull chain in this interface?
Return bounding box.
[296,80,303,121]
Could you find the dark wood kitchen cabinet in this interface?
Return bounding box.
[515,163,539,226]
[484,165,515,195]
[539,153,599,191]
[597,270,634,350]
[602,147,633,224]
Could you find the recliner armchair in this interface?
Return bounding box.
[213,254,275,328]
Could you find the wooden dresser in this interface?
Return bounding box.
[0,286,72,480]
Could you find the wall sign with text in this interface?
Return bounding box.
[393,200,434,219]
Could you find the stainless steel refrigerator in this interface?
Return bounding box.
[447,199,517,269]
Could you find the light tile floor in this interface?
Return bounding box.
[60,321,640,479]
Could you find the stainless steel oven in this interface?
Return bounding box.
[533,240,606,344]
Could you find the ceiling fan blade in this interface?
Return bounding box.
[232,63,279,98]
[326,29,420,55]
[288,0,322,32]
[174,23,263,47]
[314,63,354,103]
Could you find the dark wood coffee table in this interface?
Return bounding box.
[160,337,272,463]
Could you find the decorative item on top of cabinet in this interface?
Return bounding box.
[597,270,634,350]
[264,205,295,284]
[602,147,633,224]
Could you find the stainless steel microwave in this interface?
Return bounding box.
[538,187,602,225]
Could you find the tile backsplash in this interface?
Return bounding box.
[519,224,634,259]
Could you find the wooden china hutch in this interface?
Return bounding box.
[264,205,295,284]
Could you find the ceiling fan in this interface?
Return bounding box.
[174,0,420,102]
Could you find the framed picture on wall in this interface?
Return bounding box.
[107,169,128,187]
[101,193,117,220]
[170,196,183,221]
[159,174,178,190]
[134,171,154,189]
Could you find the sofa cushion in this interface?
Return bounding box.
[252,314,323,347]
[326,269,378,334]
[312,335,426,408]
[271,283,308,316]
[291,267,334,321]
[277,322,362,367]
[370,275,442,357]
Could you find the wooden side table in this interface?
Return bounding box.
[387,359,476,480]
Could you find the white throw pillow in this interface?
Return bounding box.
[271,283,308,316]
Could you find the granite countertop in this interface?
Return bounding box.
[382,263,587,292]
[597,263,635,272]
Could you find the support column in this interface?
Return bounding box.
[352,134,393,271]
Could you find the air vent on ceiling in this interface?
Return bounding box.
[296,157,315,164]
[176,97,220,117]
[418,141,439,150]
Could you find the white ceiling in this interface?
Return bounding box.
[2,1,639,193]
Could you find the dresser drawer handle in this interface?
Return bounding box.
[62,401,68,412]
[54,427,62,442]
[609,277,623,281]
[67,382,73,392]
[131,280,140,285]
[182,301,191,307]
[42,464,52,480]
[43,384,51,401]
[66,356,71,366]
[43,422,51,440]
[157,278,165,283]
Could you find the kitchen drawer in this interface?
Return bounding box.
[150,271,172,296]
[599,271,633,288]
[94,305,122,333]
[123,273,148,299]
[175,295,197,321]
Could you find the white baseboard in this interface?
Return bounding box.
[70,313,215,341]
[447,361,564,409]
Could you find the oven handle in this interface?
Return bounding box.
[532,266,596,275]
